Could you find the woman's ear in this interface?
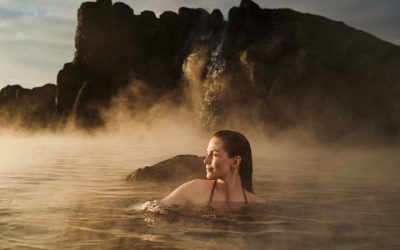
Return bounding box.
[233,156,241,169]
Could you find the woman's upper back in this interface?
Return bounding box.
[161,179,265,206]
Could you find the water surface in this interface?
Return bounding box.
[1,136,399,249]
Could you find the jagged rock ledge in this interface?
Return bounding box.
[126,155,205,182]
[0,84,56,129]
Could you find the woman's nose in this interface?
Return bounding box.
[204,155,211,165]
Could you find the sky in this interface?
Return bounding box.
[0,0,399,89]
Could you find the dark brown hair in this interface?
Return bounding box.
[213,130,253,192]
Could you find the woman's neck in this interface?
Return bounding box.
[217,173,243,202]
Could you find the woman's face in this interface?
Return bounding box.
[204,136,234,179]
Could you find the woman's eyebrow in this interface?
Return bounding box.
[206,149,220,153]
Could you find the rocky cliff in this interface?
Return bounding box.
[1,0,400,142]
[56,0,226,128]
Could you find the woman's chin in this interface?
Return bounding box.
[206,172,216,179]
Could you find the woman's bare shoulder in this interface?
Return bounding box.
[161,179,213,206]
[245,191,267,204]
[178,179,211,191]
[185,179,214,197]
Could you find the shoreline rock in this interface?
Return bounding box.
[0,84,57,129]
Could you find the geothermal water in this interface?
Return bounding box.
[0,133,400,249]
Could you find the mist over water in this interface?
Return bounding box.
[1,1,400,248]
[2,51,400,248]
[1,121,400,249]
[2,68,400,248]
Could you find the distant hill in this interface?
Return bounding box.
[1,0,399,142]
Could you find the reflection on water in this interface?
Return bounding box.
[0,136,400,249]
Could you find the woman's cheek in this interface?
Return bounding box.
[212,159,220,169]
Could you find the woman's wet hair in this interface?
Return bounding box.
[213,130,253,193]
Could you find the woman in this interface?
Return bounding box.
[161,130,266,206]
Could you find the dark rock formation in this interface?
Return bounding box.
[0,84,57,129]
[1,0,400,142]
[208,0,400,141]
[55,0,226,129]
[126,155,205,182]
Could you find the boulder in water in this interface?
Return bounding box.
[126,154,205,182]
